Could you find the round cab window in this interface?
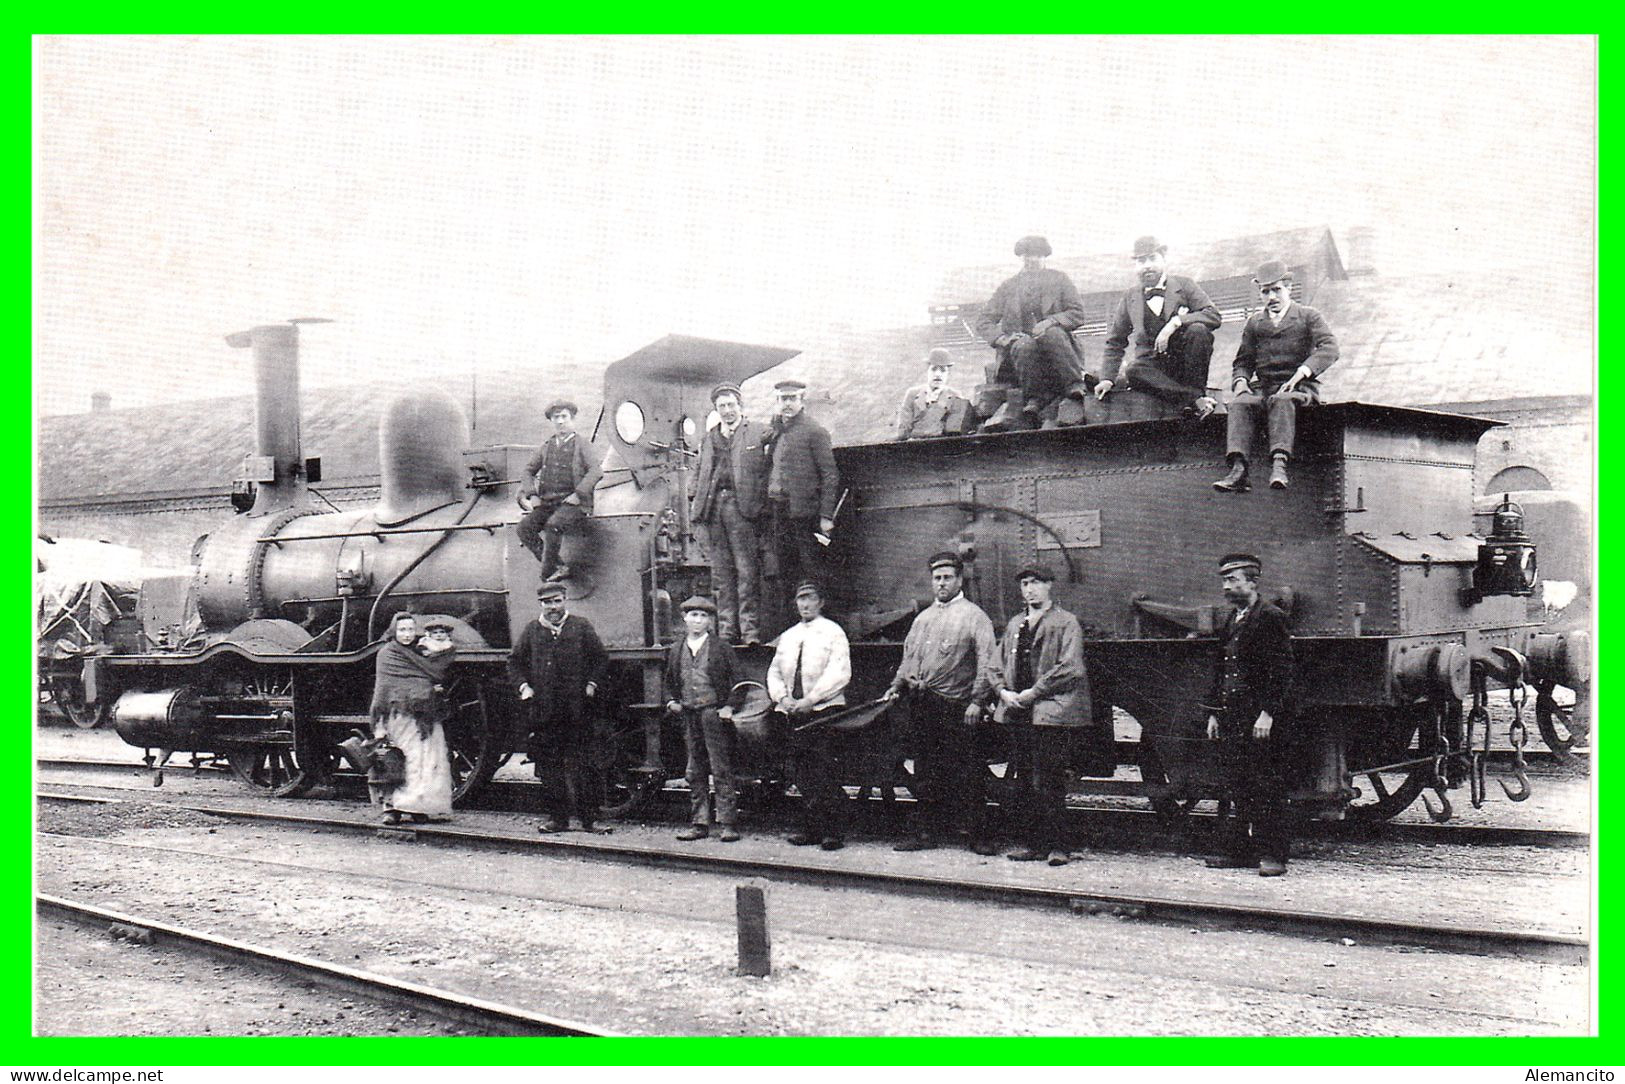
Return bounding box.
[681,416,698,442]
[614,401,645,444]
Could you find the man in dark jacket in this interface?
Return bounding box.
[764,380,840,633]
[691,383,769,645]
[1204,553,1296,876]
[973,235,1090,430]
[1097,235,1222,419]
[663,596,745,841]
[894,348,972,440]
[516,400,603,581]
[1214,261,1340,492]
[508,581,610,833]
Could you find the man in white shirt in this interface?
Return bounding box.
[769,581,854,849]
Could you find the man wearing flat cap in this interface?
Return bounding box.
[517,400,603,581]
[1204,553,1296,876]
[1214,261,1340,492]
[882,552,1001,854]
[663,596,746,842]
[1098,235,1223,419]
[768,581,854,849]
[508,580,611,833]
[973,235,1090,430]
[764,378,840,634]
[992,566,1089,866]
[692,382,769,645]
[894,348,971,441]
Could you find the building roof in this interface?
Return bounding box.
[930,226,1344,307]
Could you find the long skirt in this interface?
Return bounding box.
[371,707,454,818]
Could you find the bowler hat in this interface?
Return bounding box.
[1133,235,1168,258]
[680,595,718,614]
[543,399,578,418]
[1015,566,1055,583]
[1252,260,1292,287]
[536,581,568,599]
[926,347,954,368]
[711,382,744,404]
[1014,235,1052,258]
[928,551,963,573]
[1219,553,1263,575]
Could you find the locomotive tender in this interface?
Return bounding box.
[78,319,1586,824]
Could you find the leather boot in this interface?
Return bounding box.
[1269,454,1290,490]
[1213,457,1250,492]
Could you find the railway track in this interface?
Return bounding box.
[36,893,616,1037]
[39,789,1588,963]
[36,756,1592,850]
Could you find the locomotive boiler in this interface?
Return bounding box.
[79,318,1585,825]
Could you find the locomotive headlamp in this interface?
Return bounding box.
[1472,495,1538,598]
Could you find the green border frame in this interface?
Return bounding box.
[16,28,1610,1067]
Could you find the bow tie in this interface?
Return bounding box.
[1144,286,1166,297]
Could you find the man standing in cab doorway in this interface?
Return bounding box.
[692,382,768,645]
[516,400,602,582]
[1097,235,1222,419]
[764,379,840,632]
[1204,553,1296,876]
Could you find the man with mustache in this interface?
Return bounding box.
[1097,235,1223,420]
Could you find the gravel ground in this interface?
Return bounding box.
[36,806,1590,1037]
[36,916,487,1037]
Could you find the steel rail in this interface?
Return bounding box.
[36,893,616,1037]
[38,790,1587,963]
[35,757,1592,849]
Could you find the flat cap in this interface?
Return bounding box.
[926,347,954,368]
[774,379,808,392]
[710,382,744,403]
[543,399,579,418]
[1218,553,1263,575]
[680,595,718,614]
[793,580,823,598]
[536,581,568,599]
[1133,235,1168,258]
[1252,260,1292,287]
[927,550,963,573]
[1015,566,1055,583]
[422,619,456,633]
[1014,234,1052,258]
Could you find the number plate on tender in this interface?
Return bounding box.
[1036,510,1100,549]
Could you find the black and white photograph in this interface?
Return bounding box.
[33,35,1595,1039]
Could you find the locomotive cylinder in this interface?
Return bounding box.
[112,687,207,749]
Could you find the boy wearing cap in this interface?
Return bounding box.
[992,567,1089,866]
[973,235,1090,430]
[1214,261,1340,493]
[894,348,971,440]
[1098,236,1223,419]
[663,596,745,842]
[508,581,610,833]
[764,380,840,632]
[767,581,853,849]
[692,383,769,645]
[1204,553,1296,876]
[882,552,1001,853]
[517,400,603,582]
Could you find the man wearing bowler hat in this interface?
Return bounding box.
[692,382,769,645]
[882,552,1001,854]
[768,581,854,850]
[516,399,603,581]
[1097,235,1223,419]
[894,347,971,440]
[764,378,840,633]
[663,596,746,842]
[992,566,1089,866]
[1214,260,1340,493]
[508,580,611,834]
[973,235,1090,430]
[1204,553,1296,876]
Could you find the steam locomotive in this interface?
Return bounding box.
[58,320,1589,825]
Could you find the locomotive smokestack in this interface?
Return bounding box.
[90,391,111,412]
[224,319,327,515]
[376,387,470,524]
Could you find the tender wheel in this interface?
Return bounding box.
[49,675,108,730]
[444,677,500,805]
[1534,680,1590,760]
[1344,703,1445,823]
[596,710,664,819]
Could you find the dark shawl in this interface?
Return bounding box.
[370,639,454,726]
